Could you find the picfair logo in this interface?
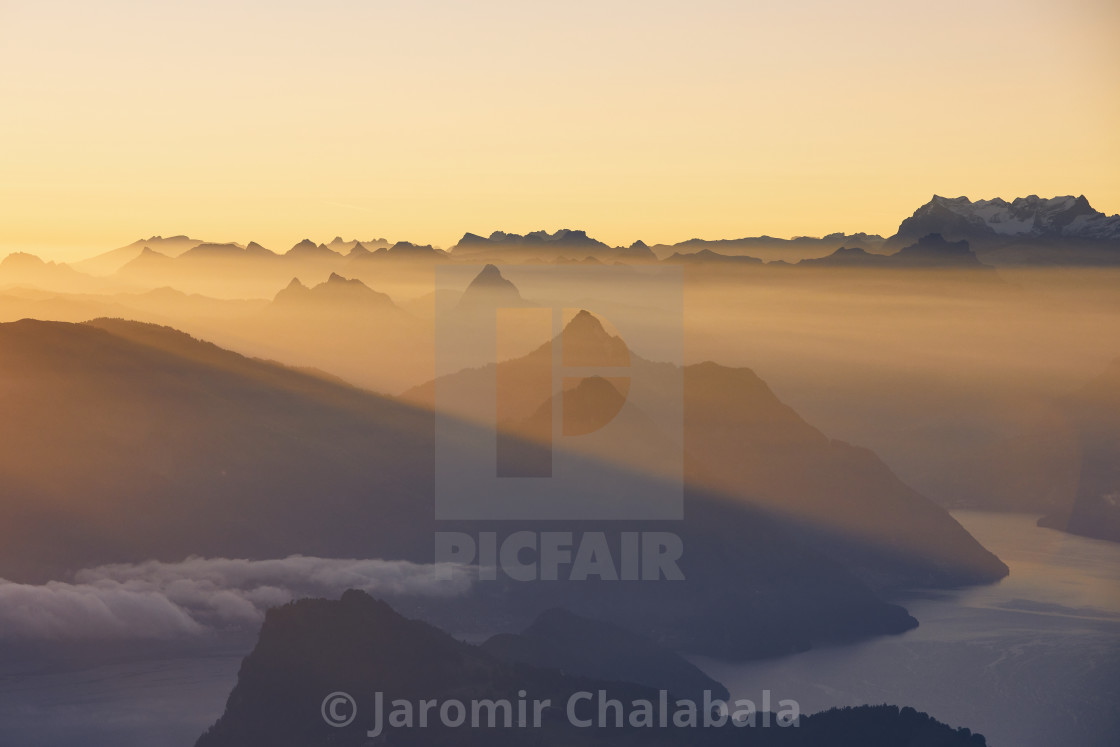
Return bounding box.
[433,265,683,522]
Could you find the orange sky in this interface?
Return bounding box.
[1,0,1118,261]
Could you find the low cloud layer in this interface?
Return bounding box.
[0,556,473,640]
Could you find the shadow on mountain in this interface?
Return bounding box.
[195,591,987,747]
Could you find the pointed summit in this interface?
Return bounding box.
[272,277,310,303]
[456,264,527,310]
[287,238,318,254]
[561,310,630,367]
[271,274,395,310]
[471,263,512,288]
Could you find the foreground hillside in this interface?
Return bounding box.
[196,591,987,747]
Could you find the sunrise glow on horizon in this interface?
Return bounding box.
[2,0,1118,261]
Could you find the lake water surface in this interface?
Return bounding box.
[699,512,1120,747]
[2,512,1117,746]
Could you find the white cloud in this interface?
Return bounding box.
[0,556,473,640]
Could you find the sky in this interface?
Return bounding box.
[1,0,1118,261]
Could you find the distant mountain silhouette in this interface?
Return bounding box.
[452,229,655,263]
[663,249,764,265]
[328,236,391,255]
[885,195,1120,264]
[0,252,99,293]
[455,264,530,311]
[650,233,887,262]
[271,273,397,311]
[74,235,204,276]
[196,591,987,747]
[796,246,881,267]
[350,240,449,262]
[800,234,989,269]
[285,238,341,260]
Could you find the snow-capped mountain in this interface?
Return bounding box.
[889,195,1120,248]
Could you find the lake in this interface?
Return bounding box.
[2,512,1117,746]
[698,512,1120,747]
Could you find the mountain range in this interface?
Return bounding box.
[5,194,1118,298]
[0,316,928,659]
[888,195,1120,245]
[798,234,989,269]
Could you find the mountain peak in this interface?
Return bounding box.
[891,194,1120,247]
[1,251,46,268]
[562,310,630,366]
[288,238,318,253]
[457,264,525,310]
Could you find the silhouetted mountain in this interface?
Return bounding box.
[108,236,357,296]
[118,246,175,275]
[892,195,1120,244]
[455,263,529,310]
[179,242,273,260]
[285,238,340,260]
[797,246,884,267]
[75,235,204,275]
[404,311,1008,591]
[0,318,919,658]
[482,607,729,702]
[451,229,649,262]
[650,233,887,262]
[195,591,986,747]
[328,236,391,255]
[886,195,1120,264]
[0,252,100,293]
[270,272,396,311]
[663,249,764,265]
[800,234,988,269]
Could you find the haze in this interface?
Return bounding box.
[2,0,1119,260]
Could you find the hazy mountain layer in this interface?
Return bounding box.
[404,312,1008,590]
[0,318,919,658]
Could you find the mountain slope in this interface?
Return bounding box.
[0,318,918,658]
[1038,358,1120,542]
[403,312,1008,590]
[74,235,204,276]
[195,591,987,747]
